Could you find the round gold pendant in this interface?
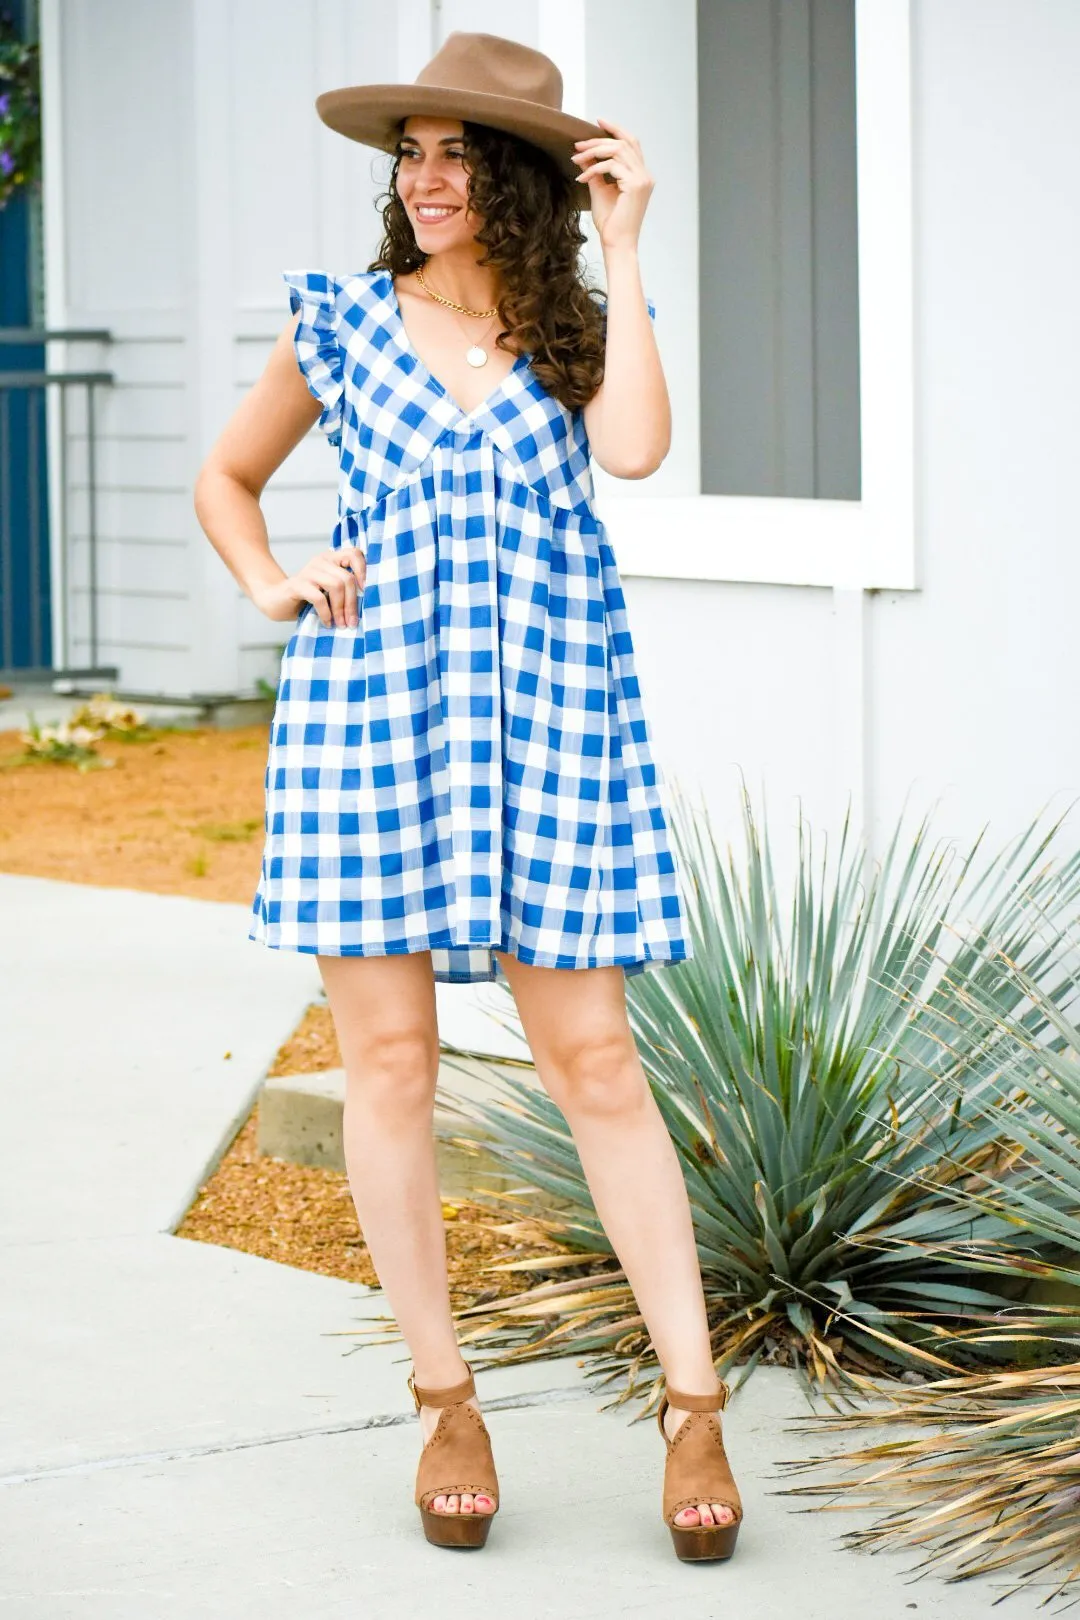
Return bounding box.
[465,345,488,368]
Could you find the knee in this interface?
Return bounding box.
[542,1029,647,1121]
[346,1026,439,1124]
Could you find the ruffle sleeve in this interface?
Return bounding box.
[283,270,345,448]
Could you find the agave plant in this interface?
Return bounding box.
[774,946,1080,1598]
[427,784,1080,1403]
[776,1365,1080,1601]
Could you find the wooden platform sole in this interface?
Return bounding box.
[668,1519,740,1562]
[419,1505,495,1549]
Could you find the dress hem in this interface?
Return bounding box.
[247,925,689,984]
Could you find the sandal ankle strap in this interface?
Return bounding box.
[663,1380,729,1414]
[408,1362,476,1412]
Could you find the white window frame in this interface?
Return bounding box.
[547,0,916,592]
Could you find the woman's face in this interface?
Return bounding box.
[395,116,481,253]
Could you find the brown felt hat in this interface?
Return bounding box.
[315,32,605,209]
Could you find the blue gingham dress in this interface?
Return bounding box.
[250,267,690,984]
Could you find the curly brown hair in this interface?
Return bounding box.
[368,121,606,410]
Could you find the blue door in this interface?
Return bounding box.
[0,0,51,673]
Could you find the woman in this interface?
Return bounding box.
[194,32,742,1561]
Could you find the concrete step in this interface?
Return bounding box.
[257,1054,545,1198]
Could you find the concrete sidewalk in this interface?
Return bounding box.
[0,876,1053,1617]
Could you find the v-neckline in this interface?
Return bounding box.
[384,272,530,423]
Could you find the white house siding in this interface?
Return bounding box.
[866,0,1080,852]
[47,0,194,692]
[625,0,1080,868]
[45,0,402,695]
[42,0,1080,880]
[595,0,1080,883]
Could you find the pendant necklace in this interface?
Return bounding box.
[416,263,500,368]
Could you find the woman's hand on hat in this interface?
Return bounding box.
[571,117,653,251]
[254,546,367,627]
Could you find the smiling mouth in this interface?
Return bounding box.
[414,205,461,223]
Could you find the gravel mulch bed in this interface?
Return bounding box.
[176,1107,379,1285]
[268,1001,341,1076]
[175,1097,564,1303]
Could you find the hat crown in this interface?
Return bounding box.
[415,32,564,113]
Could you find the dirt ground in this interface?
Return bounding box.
[1,725,561,1298]
[0,723,269,903]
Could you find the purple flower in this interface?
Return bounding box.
[0,150,14,177]
[0,94,10,117]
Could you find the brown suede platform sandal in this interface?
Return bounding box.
[657,1380,743,1562]
[408,1362,499,1549]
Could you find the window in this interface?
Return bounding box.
[698,0,861,500]
[579,0,915,590]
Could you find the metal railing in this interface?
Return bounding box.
[0,328,117,681]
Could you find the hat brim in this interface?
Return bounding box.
[315,84,604,211]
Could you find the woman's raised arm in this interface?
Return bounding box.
[575,117,671,479]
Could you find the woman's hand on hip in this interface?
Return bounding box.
[571,118,653,251]
[252,545,366,627]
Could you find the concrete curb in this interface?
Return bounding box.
[161,1064,271,1235]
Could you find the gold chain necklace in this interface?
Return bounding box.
[416,263,499,368]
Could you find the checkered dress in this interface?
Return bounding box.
[250,267,690,984]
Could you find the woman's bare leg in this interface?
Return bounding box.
[318,952,493,1516]
[496,955,733,1528]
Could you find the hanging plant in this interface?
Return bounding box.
[0,11,41,210]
